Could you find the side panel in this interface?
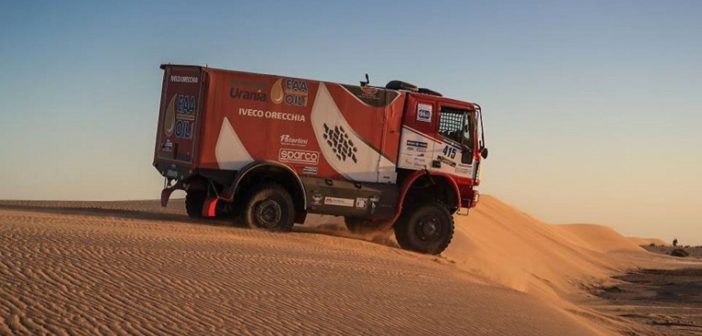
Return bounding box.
[301,177,399,219]
[154,66,204,176]
[196,69,404,184]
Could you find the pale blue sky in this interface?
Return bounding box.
[1,1,700,243]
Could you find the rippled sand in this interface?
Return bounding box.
[1,197,697,335]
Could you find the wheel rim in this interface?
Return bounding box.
[416,215,442,242]
[254,199,282,228]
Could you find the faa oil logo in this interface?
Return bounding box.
[271,78,308,107]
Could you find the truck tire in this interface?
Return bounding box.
[242,183,295,232]
[185,191,206,219]
[344,217,378,235]
[394,202,454,255]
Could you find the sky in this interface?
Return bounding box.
[1,1,700,244]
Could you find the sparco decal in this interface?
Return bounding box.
[280,134,308,147]
[278,148,319,165]
[238,108,306,122]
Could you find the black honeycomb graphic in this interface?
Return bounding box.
[322,123,358,163]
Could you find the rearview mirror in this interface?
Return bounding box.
[480,147,488,159]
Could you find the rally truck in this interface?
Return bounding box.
[154,64,488,254]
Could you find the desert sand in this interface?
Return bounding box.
[1,196,699,335]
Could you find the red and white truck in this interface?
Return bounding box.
[154,64,487,254]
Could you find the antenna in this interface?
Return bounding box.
[360,73,370,86]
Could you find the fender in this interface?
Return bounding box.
[381,170,461,230]
[226,160,307,209]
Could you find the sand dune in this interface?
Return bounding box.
[0,196,696,335]
[444,197,643,296]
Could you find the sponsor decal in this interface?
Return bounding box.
[302,166,318,175]
[355,197,368,208]
[175,94,196,120]
[164,95,177,136]
[271,78,309,106]
[437,155,457,167]
[175,120,193,139]
[280,134,309,147]
[231,87,266,102]
[170,75,198,83]
[323,196,355,207]
[406,140,428,149]
[230,79,267,102]
[161,139,174,152]
[238,108,306,122]
[417,103,432,122]
[322,123,358,163]
[279,148,320,165]
[311,191,323,205]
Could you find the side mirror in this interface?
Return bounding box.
[480,147,489,159]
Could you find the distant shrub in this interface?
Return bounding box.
[649,243,656,247]
[670,249,690,257]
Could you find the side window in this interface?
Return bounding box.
[438,106,465,144]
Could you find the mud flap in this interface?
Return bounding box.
[202,198,218,217]
[161,181,183,207]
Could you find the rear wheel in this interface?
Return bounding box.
[394,202,454,255]
[185,191,206,219]
[242,183,295,232]
[344,217,379,235]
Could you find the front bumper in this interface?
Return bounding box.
[470,190,480,208]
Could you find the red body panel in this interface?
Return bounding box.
[154,65,484,212]
[183,68,406,180]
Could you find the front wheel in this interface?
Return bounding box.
[242,183,295,232]
[394,202,454,255]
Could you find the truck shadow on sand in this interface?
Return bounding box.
[0,202,399,249]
